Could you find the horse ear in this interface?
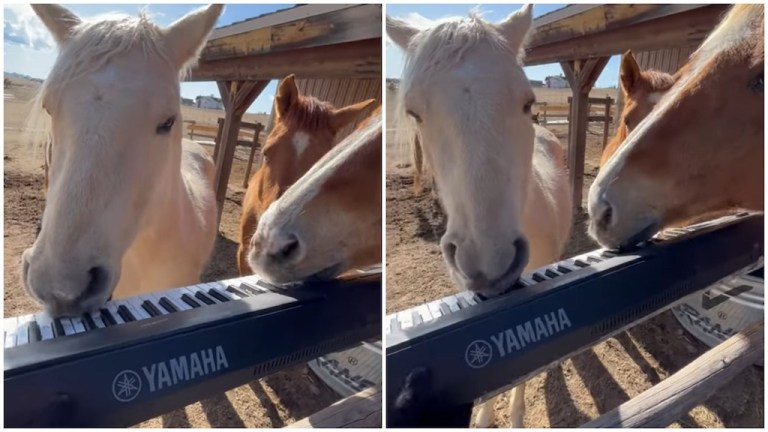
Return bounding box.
[331,99,377,131]
[275,74,300,118]
[162,4,224,70]
[620,51,642,94]
[31,4,82,45]
[387,16,419,51]
[496,4,533,55]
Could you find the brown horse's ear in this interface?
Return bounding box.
[275,74,300,118]
[620,50,642,94]
[330,99,376,131]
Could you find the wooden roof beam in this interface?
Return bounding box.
[189,39,381,82]
[200,4,382,61]
[524,5,728,66]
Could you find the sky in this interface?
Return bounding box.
[3,3,294,114]
[386,3,620,88]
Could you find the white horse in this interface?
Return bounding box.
[387,4,572,427]
[22,4,222,317]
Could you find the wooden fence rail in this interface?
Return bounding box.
[287,386,382,428]
[580,320,764,428]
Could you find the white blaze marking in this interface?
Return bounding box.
[293,132,310,157]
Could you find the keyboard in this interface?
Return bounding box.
[385,213,762,424]
[5,269,381,427]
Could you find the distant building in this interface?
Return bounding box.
[545,75,569,89]
[528,79,544,88]
[181,97,195,106]
[195,95,223,110]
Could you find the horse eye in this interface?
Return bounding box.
[749,73,763,93]
[523,100,534,115]
[156,116,176,134]
[406,109,422,123]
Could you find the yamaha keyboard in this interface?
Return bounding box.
[385,213,763,427]
[4,269,381,427]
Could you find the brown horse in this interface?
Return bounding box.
[600,51,674,167]
[237,75,375,274]
[589,4,764,248]
[247,106,382,283]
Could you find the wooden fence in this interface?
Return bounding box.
[532,96,614,148]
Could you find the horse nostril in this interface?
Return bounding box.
[597,200,614,229]
[442,240,458,269]
[82,266,109,301]
[279,237,299,260]
[268,233,302,263]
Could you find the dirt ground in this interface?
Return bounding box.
[4,78,342,427]
[385,94,764,427]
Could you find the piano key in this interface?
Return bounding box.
[427,300,444,319]
[239,282,264,296]
[123,297,152,320]
[587,255,602,263]
[556,264,573,274]
[34,313,55,340]
[27,320,42,343]
[59,318,77,336]
[456,296,471,309]
[87,310,108,329]
[4,317,18,348]
[411,310,423,326]
[444,296,461,312]
[460,292,479,306]
[254,279,279,292]
[207,287,232,302]
[181,293,201,308]
[117,305,136,322]
[518,273,536,286]
[82,313,99,331]
[439,302,452,316]
[69,316,87,333]
[99,308,118,327]
[397,310,414,330]
[414,303,433,323]
[164,288,194,311]
[573,259,590,268]
[545,268,560,278]
[15,316,34,346]
[226,284,248,298]
[141,300,162,317]
[53,318,67,337]
[194,290,216,306]
[601,249,618,258]
[389,316,400,332]
[159,297,180,313]
[532,272,547,283]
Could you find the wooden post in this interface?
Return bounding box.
[580,321,764,428]
[286,386,382,428]
[560,57,609,211]
[214,79,270,226]
[212,117,225,163]
[243,123,264,188]
[602,96,613,150]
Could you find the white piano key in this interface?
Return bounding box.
[162,287,193,311]
[35,312,55,340]
[180,286,206,307]
[103,302,126,325]
[396,310,414,330]
[414,303,433,323]
[5,317,18,348]
[14,315,34,346]
[125,297,152,320]
[208,281,241,301]
[60,317,77,335]
[86,310,107,329]
[427,300,444,320]
[68,315,87,334]
[518,273,536,286]
[443,295,460,312]
[457,291,478,306]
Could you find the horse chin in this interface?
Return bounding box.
[304,262,345,283]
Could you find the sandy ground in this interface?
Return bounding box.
[384,87,764,428]
[3,77,342,427]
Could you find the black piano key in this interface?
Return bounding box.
[255,280,279,292]
[545,269,560,278]
[194,291,216,306]
[181,294,201,308]
[574,259,590,268]
[28,321,42,342]
[142,301,162,317]
[100,309,117,327]
[159,297,179,313]
[82,313,99,331]
[439,302,452,316]
[587,256,602,263]
[602,249,618,258]
[557,265,573,274]
[532,272,547,282]
[239,283,263,296]
[117,305,136,322]
[208,288,231,302]
[226,285,248,298]
[53,318,66,337]
[456,297,471,309]
[412,310,423,326]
